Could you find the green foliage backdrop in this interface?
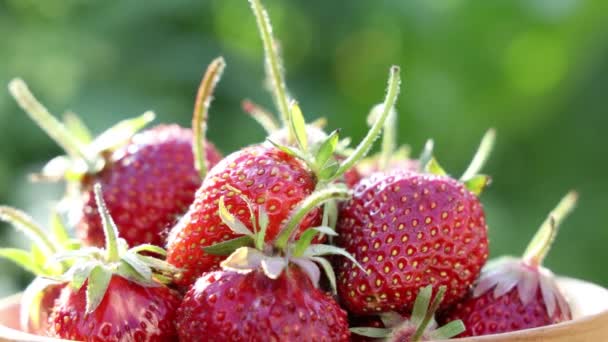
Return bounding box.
[0,0,606,296]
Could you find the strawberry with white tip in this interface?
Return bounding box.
[440,191,578,337]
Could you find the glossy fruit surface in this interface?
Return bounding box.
[176,266,350,342]
[78,124,221,248]
[167,145,321,286]
[336,171,488,314]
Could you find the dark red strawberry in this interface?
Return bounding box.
[77,124,221,247]
[176,266,350,342]
[0,206,76,333]
[166,145,321,286]
[351,286,465,342]
[46,184,182,341]
[440,192,577,337]
[9,62,224,248]
[335,131,495,315]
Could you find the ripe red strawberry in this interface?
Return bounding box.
[439,192,577,337]
[166,145,321,286]
[9,62,224,248]
[77,124,221,247]
[351,286,465,342]
[335,131,495,315]
[176,266,350,342]
[336,171,488,314]
[46,184,182,341]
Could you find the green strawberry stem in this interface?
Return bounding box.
[331,66,401,182]
[93,184,121,262]
[0,206,58,256]
[460,128,496,181]
[8,79,100,170]
[242,99,279,133]
[192,57,226,179]
[275,187,350,250]
[248,0,291,130]
[410,285,446,341]
[379,106,397,170]
[523,191,578,267]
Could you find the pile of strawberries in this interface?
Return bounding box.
[1,1,580,341]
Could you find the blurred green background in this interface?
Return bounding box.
[0,0,606,297]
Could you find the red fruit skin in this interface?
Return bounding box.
[336,171,488,315]
[166,145,321,287]
[77,125,222,248]
[175,267,350,342]
[24,283,63,334]
[439,288,571,337]
[47,275,181,342]
[344,167,363,188]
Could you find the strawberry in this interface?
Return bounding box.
[46,184,181,341]
[174,182,357,342]
[77,124,221,247]
[0,206,77,333]
[351,285,465,342]
[439,192,577,337]
[166,145,322,286]
[176,266,350,342]
[335,131,495,315]
[8,60,224,248]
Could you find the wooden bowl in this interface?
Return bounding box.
[0,277,606,342]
